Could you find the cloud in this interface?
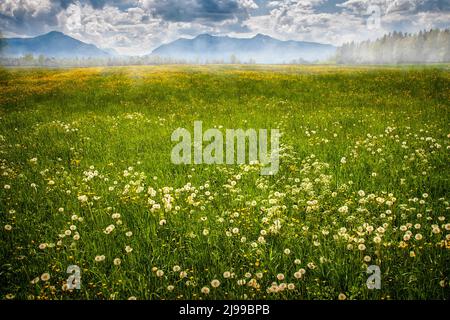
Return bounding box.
[0,0,449,55]
[139,0,253,22]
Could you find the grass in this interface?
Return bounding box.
[0,65,449,300]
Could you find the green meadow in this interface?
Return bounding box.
[0,65,449,300]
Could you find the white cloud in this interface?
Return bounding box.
[1,0,449,54]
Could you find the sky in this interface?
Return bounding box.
[0,0,449,55]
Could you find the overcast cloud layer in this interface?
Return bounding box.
[1,0,449,55]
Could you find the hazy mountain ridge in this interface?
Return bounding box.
[151,34,336,63]
[0,31,110,58]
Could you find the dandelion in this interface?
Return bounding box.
[4,184,10,190]
[358,244,366,251]
[40,273,50,281]
[363,256,371,262]
[77,195,88,202]
[180,271,187,278]
[126,231,133,237]
[173,265,181,272]
[113,258,121,266]
[156,270,164,277]
[159,219,167,226]
[338,205,348,214]
[30,277,40,284]
[415,233,423,241]
[284,248,291,255]
[307,262,316,270]
[287,283,295,290]
[125,246,133,253]
[201,287,210,294]
[202,229,209,236]
[95,255,105,262]
[38,243,47,250]
[167,285,174,291]
[338,293,347,300]
[4,224,12,231]
[277,273,285,281]
[211,279,220,288]
[128,296,137,300]
[294,271,302,279]
[223,271,231,279]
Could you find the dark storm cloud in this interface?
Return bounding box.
[147,0,245,22]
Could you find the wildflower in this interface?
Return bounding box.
[201,287,210,294]
[338,293,347,300]
[223,271,231,279]
[156,270,164,277]
[338,205,348,214]
[77,195,88,202]
[211,279,220,288]
[173,265,181,272]
[277,273,285,281]
[40,273,50,281]
[94,255,107,264]
[125,246,133,253]
[4,224,12,231]
[113,258,121,266]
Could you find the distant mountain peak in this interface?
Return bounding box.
[151,33,336,64]
[1,31,111,58]
[44,31,65,36]
[253,33,272,40]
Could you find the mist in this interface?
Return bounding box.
[336,29,450,65]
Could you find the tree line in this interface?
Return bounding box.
[336,29,450,64]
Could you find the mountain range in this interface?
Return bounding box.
[0,31,336,63]
[151,34,336,63]
[0,31,110,58]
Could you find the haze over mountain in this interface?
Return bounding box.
[0,31,110,58]
[151,34,336,63]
